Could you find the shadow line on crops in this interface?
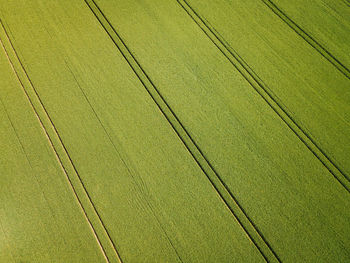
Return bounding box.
[177,0,350,194]
[84,0,279,262]
[261,0,350,79]
[0,19,120,263]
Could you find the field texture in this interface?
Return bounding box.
[0,0,349,262]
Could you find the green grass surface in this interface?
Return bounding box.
[0,0,349,262]
[0,43,105,263]
[91,0,350,261]
[0,1,266,262]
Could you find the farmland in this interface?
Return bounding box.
[0,0,349,262]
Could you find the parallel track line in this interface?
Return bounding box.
[84,1,279,262]
[0,19,122,263]
[177,0,350,194]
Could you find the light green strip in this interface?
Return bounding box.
[0,20,122,263]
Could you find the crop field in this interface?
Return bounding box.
[0,0,349,262]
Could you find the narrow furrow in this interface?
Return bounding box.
[261,0,349,79]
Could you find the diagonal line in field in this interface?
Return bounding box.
[261,0,350,79]
[0,19,122,263]
[84,0,280,262]
[176,0,350,195]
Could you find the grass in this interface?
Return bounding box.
[0,42,106,263]
[91,0,350,261]
[0,0,349,262]
[0,0,265,262]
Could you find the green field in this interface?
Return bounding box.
[0,0,349,262]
